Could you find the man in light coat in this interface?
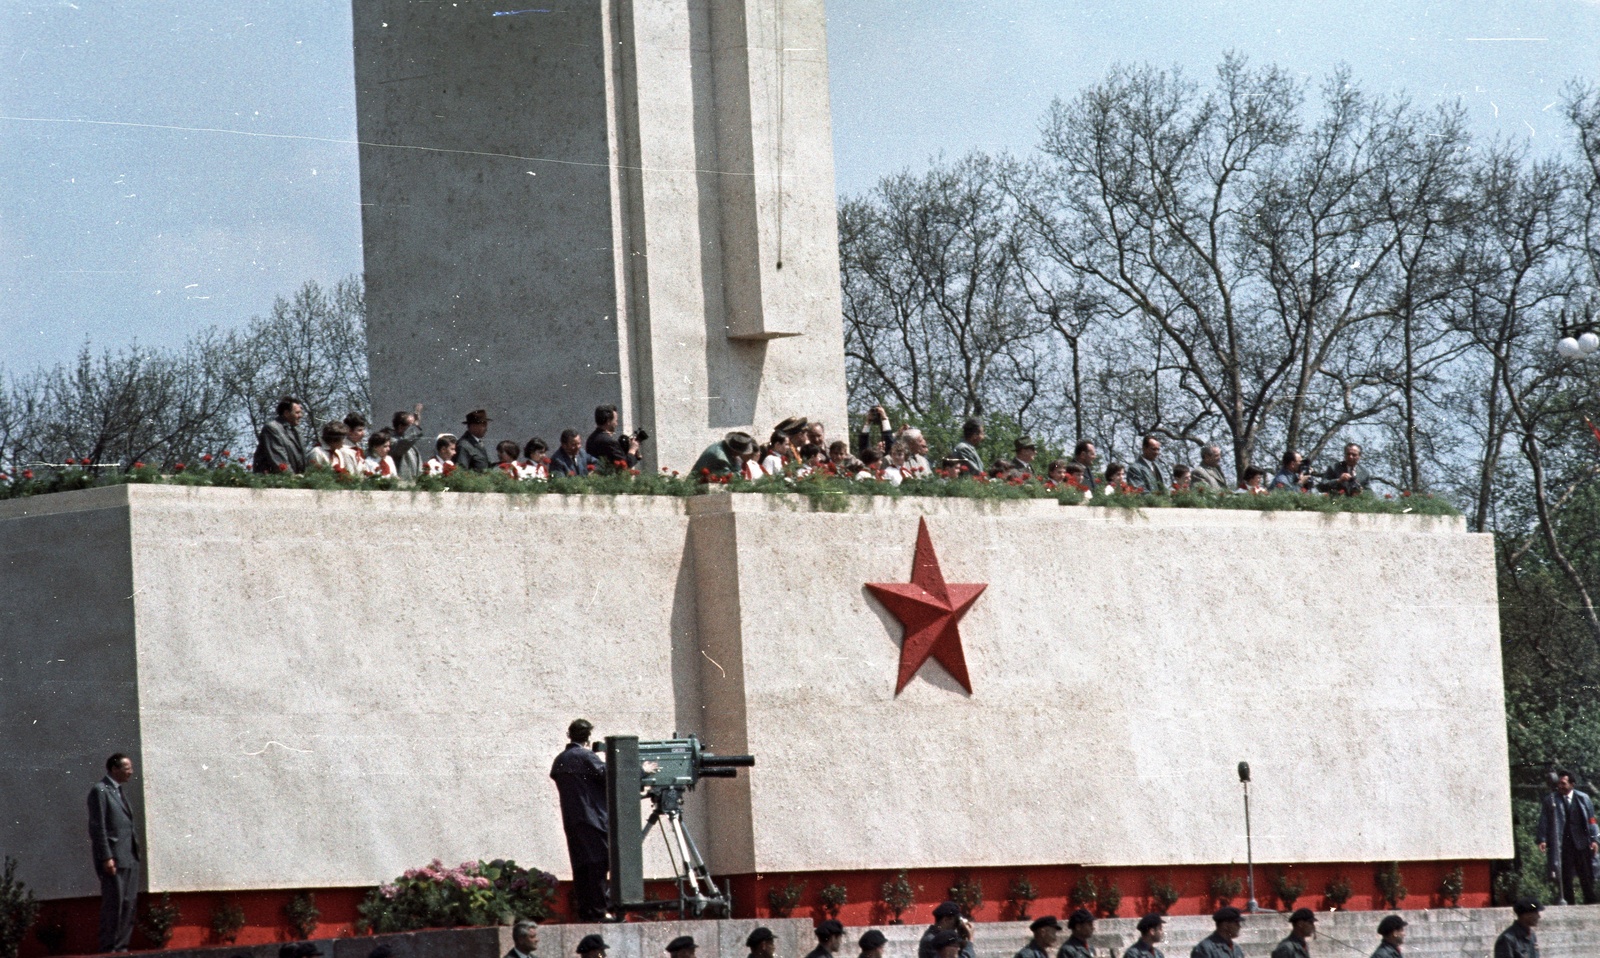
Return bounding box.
[1191,445,1229,492]
[88,753,141,952]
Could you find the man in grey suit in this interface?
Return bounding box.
[1191,445,1229,492]
[88,753,141,952]
[251,396,309,474]
[1125,435,1167,494]
[1537,768,1600,903]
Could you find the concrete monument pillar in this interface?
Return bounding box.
[352,0,849,469]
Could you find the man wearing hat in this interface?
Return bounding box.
[1494,900,1541,958]
[1191,907,1244,958]
[1016,916,1061,958]
[747,927,778,958]
[1058,909,1095,958]
[691,431,757,480]
[1371,915,1405,958]
[806,919,846,958]
[666,937,697,958]
[929,931,964,958]
[859,930,888,958]
[919,902,976,958]
[1271,909,1316,958]
[1010,437,1039,477]
[455,409,493,471]
[549,719,609,921]
[577,936,609,958]
[1126,914,1165,958]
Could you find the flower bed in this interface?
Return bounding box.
[356,858,558,933]
[0,462,1460,517]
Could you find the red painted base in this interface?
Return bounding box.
[23,862,1490,957]
[724,861,1492,924]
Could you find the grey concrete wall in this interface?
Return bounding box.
[0,486,143,900]
[352,0,850,472]
[0,488,1511,903]
[354,0,624,451]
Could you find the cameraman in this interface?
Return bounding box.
[550,719,609,921]
[587,404,641,469]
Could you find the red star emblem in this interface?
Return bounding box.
[866,518,986,695]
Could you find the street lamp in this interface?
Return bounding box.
[1556,332,1600,358]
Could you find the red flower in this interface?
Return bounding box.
[220,450,230,457]
[201,454,213,462]
[278,463,290,473]
[133,461,145,469]
[174,463,185,471]
[587,462,596,472]
[22,470,33,479]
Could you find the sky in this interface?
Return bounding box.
[2,0,1597,372]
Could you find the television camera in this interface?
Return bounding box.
[597,734,754,918]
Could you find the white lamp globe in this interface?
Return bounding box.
[1558,336,1583,358]
[1580,332,1600,355]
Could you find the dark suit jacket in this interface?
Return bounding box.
[586,428,636,469]
[549,448,600,477]
[87,775,140,871]
[1126,457,1166,494]
[551,742,608,864]
[455,433,492,472]
[251,418,308,474]
[1537,789,1599,873]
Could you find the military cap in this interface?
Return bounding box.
[1067,909,1095,929]
[666,937,698,955]
[724,431,757,456]
[858,931,888,951]
[1136,914,1164,933]
[932,901,962,919]
[776,417,809,434]
[745,928,776,948]
[1513,899,1543,916]
[1029,916,1062,932]
[1015,436,1038,451]
[930,931,961,950]
[1213,906,1244,923]
[1376,915,1407,936]
[816,920,845,939]
[1288,908,1317,925]
[462,409,492,425]
[577,935,609,955]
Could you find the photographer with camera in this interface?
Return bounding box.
[587,404,647,469]
[858,406,895,455]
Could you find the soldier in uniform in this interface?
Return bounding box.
[1191,907,1244,958]
[1058,909,1095,958]
[1371,915,1406,958]
[577,936,609,958]
[549,719,609,921]
[1126,914,1165,958]
[806,920,845,958]
[1016,916,1061,958]
[666,937,698,958]
[1494,899,1541,958]
[747,928,777,958]
[930,931,963,958]
[919,902,976,958]
[859,931,888,958]
[1271,909,1316,958]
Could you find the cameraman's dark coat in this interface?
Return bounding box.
[586,428,637,469]
[550,743,609,866]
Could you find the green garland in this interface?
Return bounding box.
[0,463,1459,516]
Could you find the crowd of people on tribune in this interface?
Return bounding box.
[251,398,1380,498]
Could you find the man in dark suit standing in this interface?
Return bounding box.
[87,753,141,952]
[550,719,609,920]
[251,396,308,474]
[455,410,493,471]
[1537,768,1600,903]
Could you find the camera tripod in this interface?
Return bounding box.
[640,784,730,918]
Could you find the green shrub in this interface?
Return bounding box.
[357,859,556,933]
[0,858,39,958]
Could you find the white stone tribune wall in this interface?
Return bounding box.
[0,488,1511,900]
